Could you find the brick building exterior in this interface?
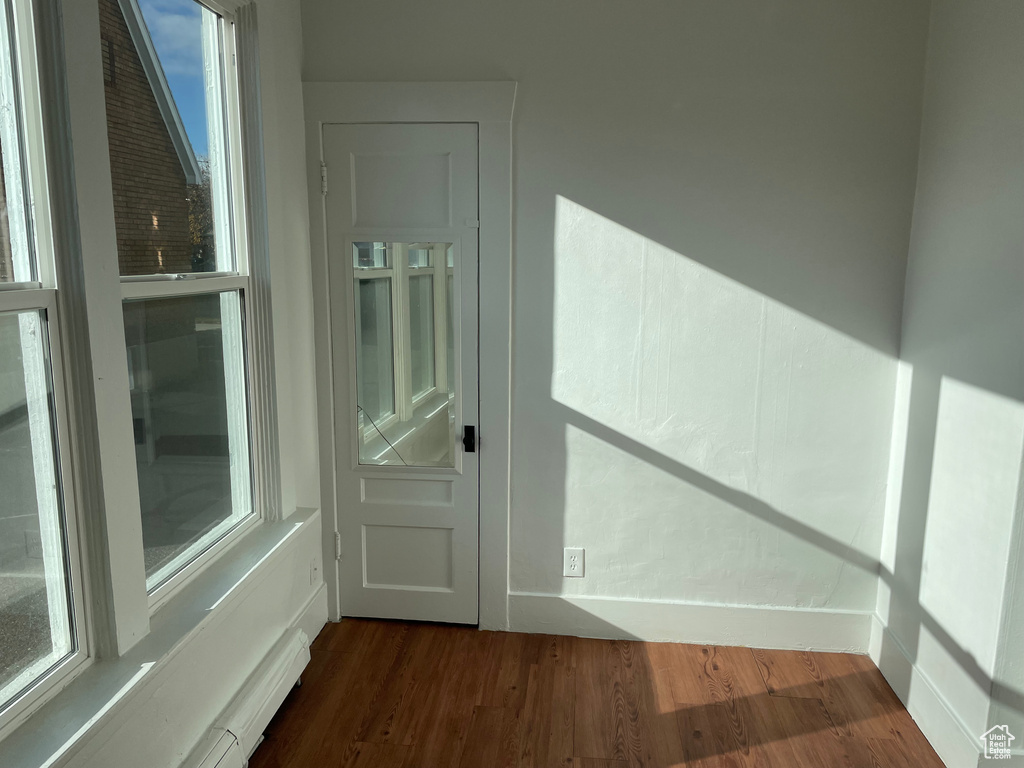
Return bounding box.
[99,0,193,276]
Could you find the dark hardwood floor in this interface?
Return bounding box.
[248,619,945,768]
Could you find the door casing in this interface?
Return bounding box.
[303,81,516,630]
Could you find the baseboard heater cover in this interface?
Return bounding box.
[186,628,310,768]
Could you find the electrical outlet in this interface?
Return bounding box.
[563,547,585,577]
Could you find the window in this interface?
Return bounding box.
[101,0,254,594]
[0,0,86,727]
[0,0,275,741]
[123,291,251,588]
[352,241,455,467]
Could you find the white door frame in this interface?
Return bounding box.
[304,82,516,631]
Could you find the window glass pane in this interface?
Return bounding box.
[407,247,430,268]
[0,3,31,285]
[0,311,75,707]
[409,273,434,398]
[355,277,395,427]
[354,241,453,468]
[101,0,234,276]
[123,292,251,590]
[353,241,387,269]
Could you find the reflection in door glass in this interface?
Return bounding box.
[352,242,455,468]
[446,245,455,391]
[355,277,395,424]
[409,274,435,398]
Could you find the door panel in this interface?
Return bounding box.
[323,123,479,624]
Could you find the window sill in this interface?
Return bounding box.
[0,507,320,768]
[147,511,261,614]
[0,650,91,746]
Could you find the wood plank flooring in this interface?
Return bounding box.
[248,620,944,768]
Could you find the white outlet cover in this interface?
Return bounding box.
[563,547,585,577]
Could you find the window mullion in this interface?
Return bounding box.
[392,243,412,421]
[431,244,447,394]
[60,0,150,653]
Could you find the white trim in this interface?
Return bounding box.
[146,502,260,613]
[0,0,33,283]
[202,9,233,270]
[120,274,248,300]
[0,651,90,744]
[0,508,324,768]
[869,616,983,768]
[20,309,71,652]
[304,81,515,625]
[0,292,91,739]
[63,0,152,654]
[213,627,309,759]
[476,113,515,630]
[302,81,516,125]
[120,270,240,282]
[11,0,55,289]
[0,0,95,734]
[508,592,874,652]
[34,0,119,664]
[234,2,282,524]
[0,285,54,311]
[293,581,329,652]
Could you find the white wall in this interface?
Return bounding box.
[872,2,1024,766]
[301,0,928,643]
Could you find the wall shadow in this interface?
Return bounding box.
[533,194,1024,754]
[551,398,1024,720]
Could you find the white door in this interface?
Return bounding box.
[323,123,479,624]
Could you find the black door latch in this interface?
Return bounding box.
[463,426,477,453]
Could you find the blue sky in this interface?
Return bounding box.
[138,0,209,157]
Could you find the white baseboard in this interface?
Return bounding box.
[508,592,873,652]
[0,510,325,768]
[869,616,982,768]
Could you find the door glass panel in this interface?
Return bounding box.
[355,277,395,425]
[352,241,455,468]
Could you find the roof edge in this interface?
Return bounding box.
[115,0,203,185]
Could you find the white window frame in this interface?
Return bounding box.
[113,5,262,611]
[0,0,91,738]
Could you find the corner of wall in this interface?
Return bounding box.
[869,615,983,768]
